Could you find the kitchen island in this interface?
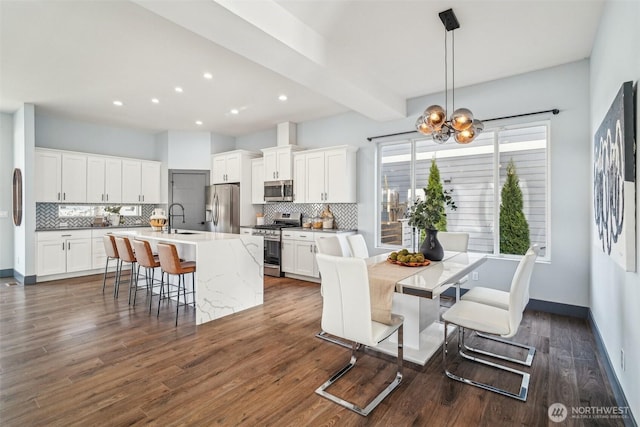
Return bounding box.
[111,229,263,325]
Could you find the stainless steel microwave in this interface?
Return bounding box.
[264,180,294,202]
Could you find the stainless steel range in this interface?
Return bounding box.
[250,212,302,277]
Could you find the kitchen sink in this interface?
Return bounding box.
[175,231,199,235]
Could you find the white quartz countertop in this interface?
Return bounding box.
[111,229,257,245]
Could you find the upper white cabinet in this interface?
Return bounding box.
[295,146,357,204]
[122,159,161,203]
[35,150,62,202]
[87,156,122,203]
[293,153,306,203]
[212,151,246,183]
[251,158,265,204]
[35,150,87,202]
[261,146,300,181]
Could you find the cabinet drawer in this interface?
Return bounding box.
[282,230,315,241]
[38,230,92,241]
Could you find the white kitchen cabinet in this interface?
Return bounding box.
[61,153,88,203]
[37,230,93,276]
[251,158,265,204]
[293,153,306,203]
[87,156,122,203]
[35,150,87,202]
[239,227,253,236]
[281,230,319,278]
[281,239,295,273]
[121,159,160,203]
[294,240,317,277]
[35,150,62,202]
[294,146,357,204]
[211,151,242,183]
[261,146,300,181]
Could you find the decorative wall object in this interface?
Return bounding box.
[593,81,636,272]
[12,168,22,226]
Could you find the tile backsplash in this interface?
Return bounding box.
[263,203,357,230]
[36,203,157,229]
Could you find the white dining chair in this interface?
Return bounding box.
[347,234,369,259]
[442,245,539,401]
[315,254,404,416]
[459,245,540,366]
[438,231,470,300]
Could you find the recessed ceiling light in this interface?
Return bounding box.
[203,72,213,80]
[151,98,159,104]
[230,109,239,115]
[175,87,183,93]
[113,100,123,106]
[278,94,288,101]
[195,120,203,125]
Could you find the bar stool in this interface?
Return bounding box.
[101,235,121,297]
[156,243,196,326]
[131,239,161,310]
[113,236,140,304]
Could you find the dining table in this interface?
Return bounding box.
[365,250,487,365]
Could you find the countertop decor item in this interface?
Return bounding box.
[414,8,483,144]
[149,208,167,231]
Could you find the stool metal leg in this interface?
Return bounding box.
[102,257,111,294]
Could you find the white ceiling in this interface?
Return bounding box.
[0,0,604,137]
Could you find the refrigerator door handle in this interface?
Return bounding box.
[213,193,219,226]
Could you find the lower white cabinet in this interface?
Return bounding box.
[37,230,93,276]
[281,230,356,279]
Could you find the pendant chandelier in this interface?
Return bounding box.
[415,9,483,144]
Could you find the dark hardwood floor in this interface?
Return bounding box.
[0,274,624,426]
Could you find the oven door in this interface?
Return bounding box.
[263,236,282,276]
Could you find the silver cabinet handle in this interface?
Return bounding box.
[106,194,109,201]
[67,242,70,250]
[57,192,61,201]
[142,195,145,202]
[62,242,65,250]
[63,192,66,200]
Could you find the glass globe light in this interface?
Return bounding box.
[433,124,451,144]
[451,108,474,131]
[454,125,477,144]
[472,119,484,132]
[424,105,446,131]
[415,115,431,135]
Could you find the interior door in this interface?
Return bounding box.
[169,170,209,231]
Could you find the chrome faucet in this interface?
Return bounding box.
[167,203,185,234]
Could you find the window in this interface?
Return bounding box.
[58,205,142,218]
[376,122,549,257]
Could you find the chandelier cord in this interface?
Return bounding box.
[444,29,448,117]
[452,30,455,113]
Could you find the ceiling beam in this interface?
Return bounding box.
[132,0,406,122]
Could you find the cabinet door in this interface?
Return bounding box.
[293,154,306,203]
[121,160,142,203]
[37,240,65,276]
[104,158,122,203]
[294,241,316,276]
[211,155,227,183]
[35,151,62,202]
[281,239,295,273]
[263,151,278,181]
[66,238,93,272]
[324,149,349,202]
[140,161,160,203]
[305,152,325,203]
[61,153,87,202]
[86,156,106,203]
[275,148,292,180]
[251,159,265,204]
[224,153,242,182]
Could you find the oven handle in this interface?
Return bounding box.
[263,236,280,242]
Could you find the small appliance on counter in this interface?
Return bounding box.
[149,208,167,231]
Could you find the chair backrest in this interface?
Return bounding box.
[315,236,344,257]
[156,243,183,275]
[316,253,376,346]
[103,235,118,258]
[131,239,158,268]
[506,245,539,337]
[114,236,135,263]
[347,234,369,259]
[438,232,469,252]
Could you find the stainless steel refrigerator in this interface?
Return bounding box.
[205,184,240,233]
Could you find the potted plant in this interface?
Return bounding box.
[407,159,456,260]
[104,206,122,226]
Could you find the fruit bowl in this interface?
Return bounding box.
[387,257,430,267]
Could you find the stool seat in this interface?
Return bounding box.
[156,243,197,326]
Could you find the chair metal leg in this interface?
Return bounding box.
[463,332,535,366]
[114,260,123,299]
[315,331,353,349]
[127,262,138,305]
[443,322,530,401]
[157,271,165,317]
[315,325,403,416]
[175,274,181,327]
[102,257,110,293]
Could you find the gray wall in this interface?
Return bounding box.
[590,0,640,416]
[0,113,14,272]
[239,60,592,309]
